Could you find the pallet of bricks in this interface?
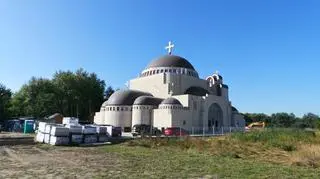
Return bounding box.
[36,119,109,145]
[36,122,69,145]
[81,125,109,143]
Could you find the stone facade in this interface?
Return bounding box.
[94,54,245,131]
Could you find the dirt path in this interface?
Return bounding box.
[0,145,122,178]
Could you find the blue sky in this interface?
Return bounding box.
[0,0,319,116]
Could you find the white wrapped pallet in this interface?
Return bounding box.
[82,125,97,134]
[71,134,83,144]
[38,122,48,133]
[63,117,79,125]
[50,125,69,137]
[35,132,45,143]
[45,124,52,134]
[65,124,83,134]
[98,134,108,142]
[106,125,113,137]
[44,134,51,143]
[83,135,97,143]
[95,126,107,134]
[49,136,69,145]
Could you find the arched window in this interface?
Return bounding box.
[160,69,164,73]
[165,69,168,72]
[117,107,119,111]
[156,70,160,74]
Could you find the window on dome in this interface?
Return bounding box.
[165,69,168,72]
[160,69,164,73]
[117,107,119,111]
[173,69,176,73]
[169,69,172,73]
[157,70,160,74]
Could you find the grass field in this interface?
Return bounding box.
[1,129,320,178]
[98,129,320,178]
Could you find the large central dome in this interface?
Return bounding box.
[146,55,196,71]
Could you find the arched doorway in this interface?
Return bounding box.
[208,103,223,128]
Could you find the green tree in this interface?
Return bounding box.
[294,113,320,129]
[10,78,58,118]
[270,113,296,128]
[242,113,271,126]
[104,86,115,100]
[52,68,105,121]
[10,68,106,122]
[0,84,12,121]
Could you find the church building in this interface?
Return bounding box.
[94,42,245,132]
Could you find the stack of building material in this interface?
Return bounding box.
[35,132,45,143]
[82,125,97,143]
[35,122,52,143]
[49,125,70,145]
[62,117,79,125]
[96,126,108,142]
[66,124,83,144]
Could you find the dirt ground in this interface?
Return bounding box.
[0,144,120,179]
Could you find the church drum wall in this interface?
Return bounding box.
[132,105,153,127]
[103,106,132,130]
[153,108,172,129]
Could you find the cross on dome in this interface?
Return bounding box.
[165,41,175,55]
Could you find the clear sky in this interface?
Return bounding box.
[0,0,319,116]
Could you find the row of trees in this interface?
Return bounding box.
[242,112,320,129]
[1,70,319,127]
[0,68,115,122]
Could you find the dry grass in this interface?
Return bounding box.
[291,144,320,168]
[126,129,320,168]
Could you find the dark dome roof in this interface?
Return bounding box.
[160,97,182,105]
[185,86,210,96]
[231,106,238,112]
[133,96,164,106]
[146,55,195,70]
[105,90,152,106]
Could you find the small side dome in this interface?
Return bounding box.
[160,97,182,105]
[133,96,164,106]
[105,90,152,106]
[231,106,238,112]
[185,86,210,96]
[101,100,109,107]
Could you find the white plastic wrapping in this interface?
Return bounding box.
[35,132,45,143]
[65,124,83,134]
[98,134,108,142]
[38,122,48,133]
[62,117,79,125]
[49,136,69,145]
[83,135,97,143]
[82,125,97,134]
[50,125,69,137]
[44,134,51,143]
[95,126,107,134]
[71,134,83,144]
